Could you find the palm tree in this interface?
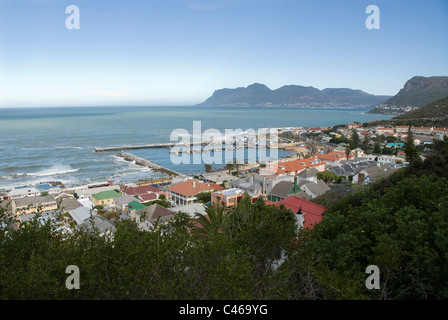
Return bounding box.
[193,205,227,238]
[204,163,212,173]
[225,162,234,175]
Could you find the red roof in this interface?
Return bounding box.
[140,193,157,202]
[275,157,325,174]
[275,195,326,229]
[168,179,216,197]
[123,185,161,196]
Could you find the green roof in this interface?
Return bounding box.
[128,200,146,211]
[93,190,121,200]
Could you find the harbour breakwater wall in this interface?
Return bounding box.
[116,152,182,177]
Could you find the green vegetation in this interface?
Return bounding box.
[1,138,448,299]
[197,192,211,203]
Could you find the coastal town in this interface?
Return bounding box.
[1,121,447,237]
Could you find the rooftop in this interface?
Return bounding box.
[276,195,326,229]
[168,179,216,197]
[13,195,56,208]
[93,190,121,201]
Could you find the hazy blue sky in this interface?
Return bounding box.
[0,0,447,107]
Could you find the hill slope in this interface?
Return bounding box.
[368,76,448,115]
[196,83,390,109]
[391,95,448,127]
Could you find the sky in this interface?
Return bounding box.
[0,0,447,108]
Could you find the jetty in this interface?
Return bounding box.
[94,143,179,152]
[116,152,182,177]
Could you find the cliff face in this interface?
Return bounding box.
[196,83,390,109]
[368,76,448,115]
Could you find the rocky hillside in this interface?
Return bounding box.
[368,76,448,115]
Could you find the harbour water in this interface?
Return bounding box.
[0,106,393,190]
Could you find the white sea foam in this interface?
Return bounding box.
[29,164,80,177]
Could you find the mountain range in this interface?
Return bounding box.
[196,83,391,109]
[368,76,448,115]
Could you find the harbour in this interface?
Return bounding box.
[116,152,182,177]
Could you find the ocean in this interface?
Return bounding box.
[0,106,393,190]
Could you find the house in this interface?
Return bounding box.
[167,179,217,206]
[395,125,410,133]
[140,192,158,203]
[211,188,259,208]
[350,148,366,157]
[376,127,395,135]
[128,200,147,217]
[68,206,92,225]
[260,156,326,177]
[352,164,396,185]
[326,159,378,177]
[268,176,302,202]
[411,126,433,135]
[199,172,238,186]
[17,210,72,235]
[12,195,58,215]
[56,196,83,212]
[275,195,327,230]
[171,202,207,218]
[92,190,121,207]
[229,174,295,196]
[297,167,319,183]
[81,215,117,237]
[73,185,121,201]
[122,185,162,200]
[316,151,347,163]
[113,194,140,213]
[7,187,41,200]
[300,180,331,199]
[434,127,448,140]
[134,204,175,231]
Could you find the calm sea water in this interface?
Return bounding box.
[0,106,393,190]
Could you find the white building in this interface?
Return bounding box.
[7,187,41,200]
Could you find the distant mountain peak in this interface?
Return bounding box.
[197,83,390,109]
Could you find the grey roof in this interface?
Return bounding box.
[69,206,92,225]
[171,203,207,217]
[298,167,319,179]
[269,181,294,198]
[291,191,312,201]
[58,197,83,212]
[136,204,174,223]
[83,215,116,234]
[13,195,56,208]
[302,180,331,197]
[200,172,238,184]
[8,187,40,197]
[114,195,138,206]
[362,165,396,182]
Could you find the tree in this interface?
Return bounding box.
[373,141,381,154]
[225,162,234,175]
[351,129,360,149]
[361,135,370,153]
[345,147,351,160]
[404,128,419,163]
[317,171,338,184]
[204,163,212,173]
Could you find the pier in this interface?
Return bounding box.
[95,143,178,152]
[116,152,182,177]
